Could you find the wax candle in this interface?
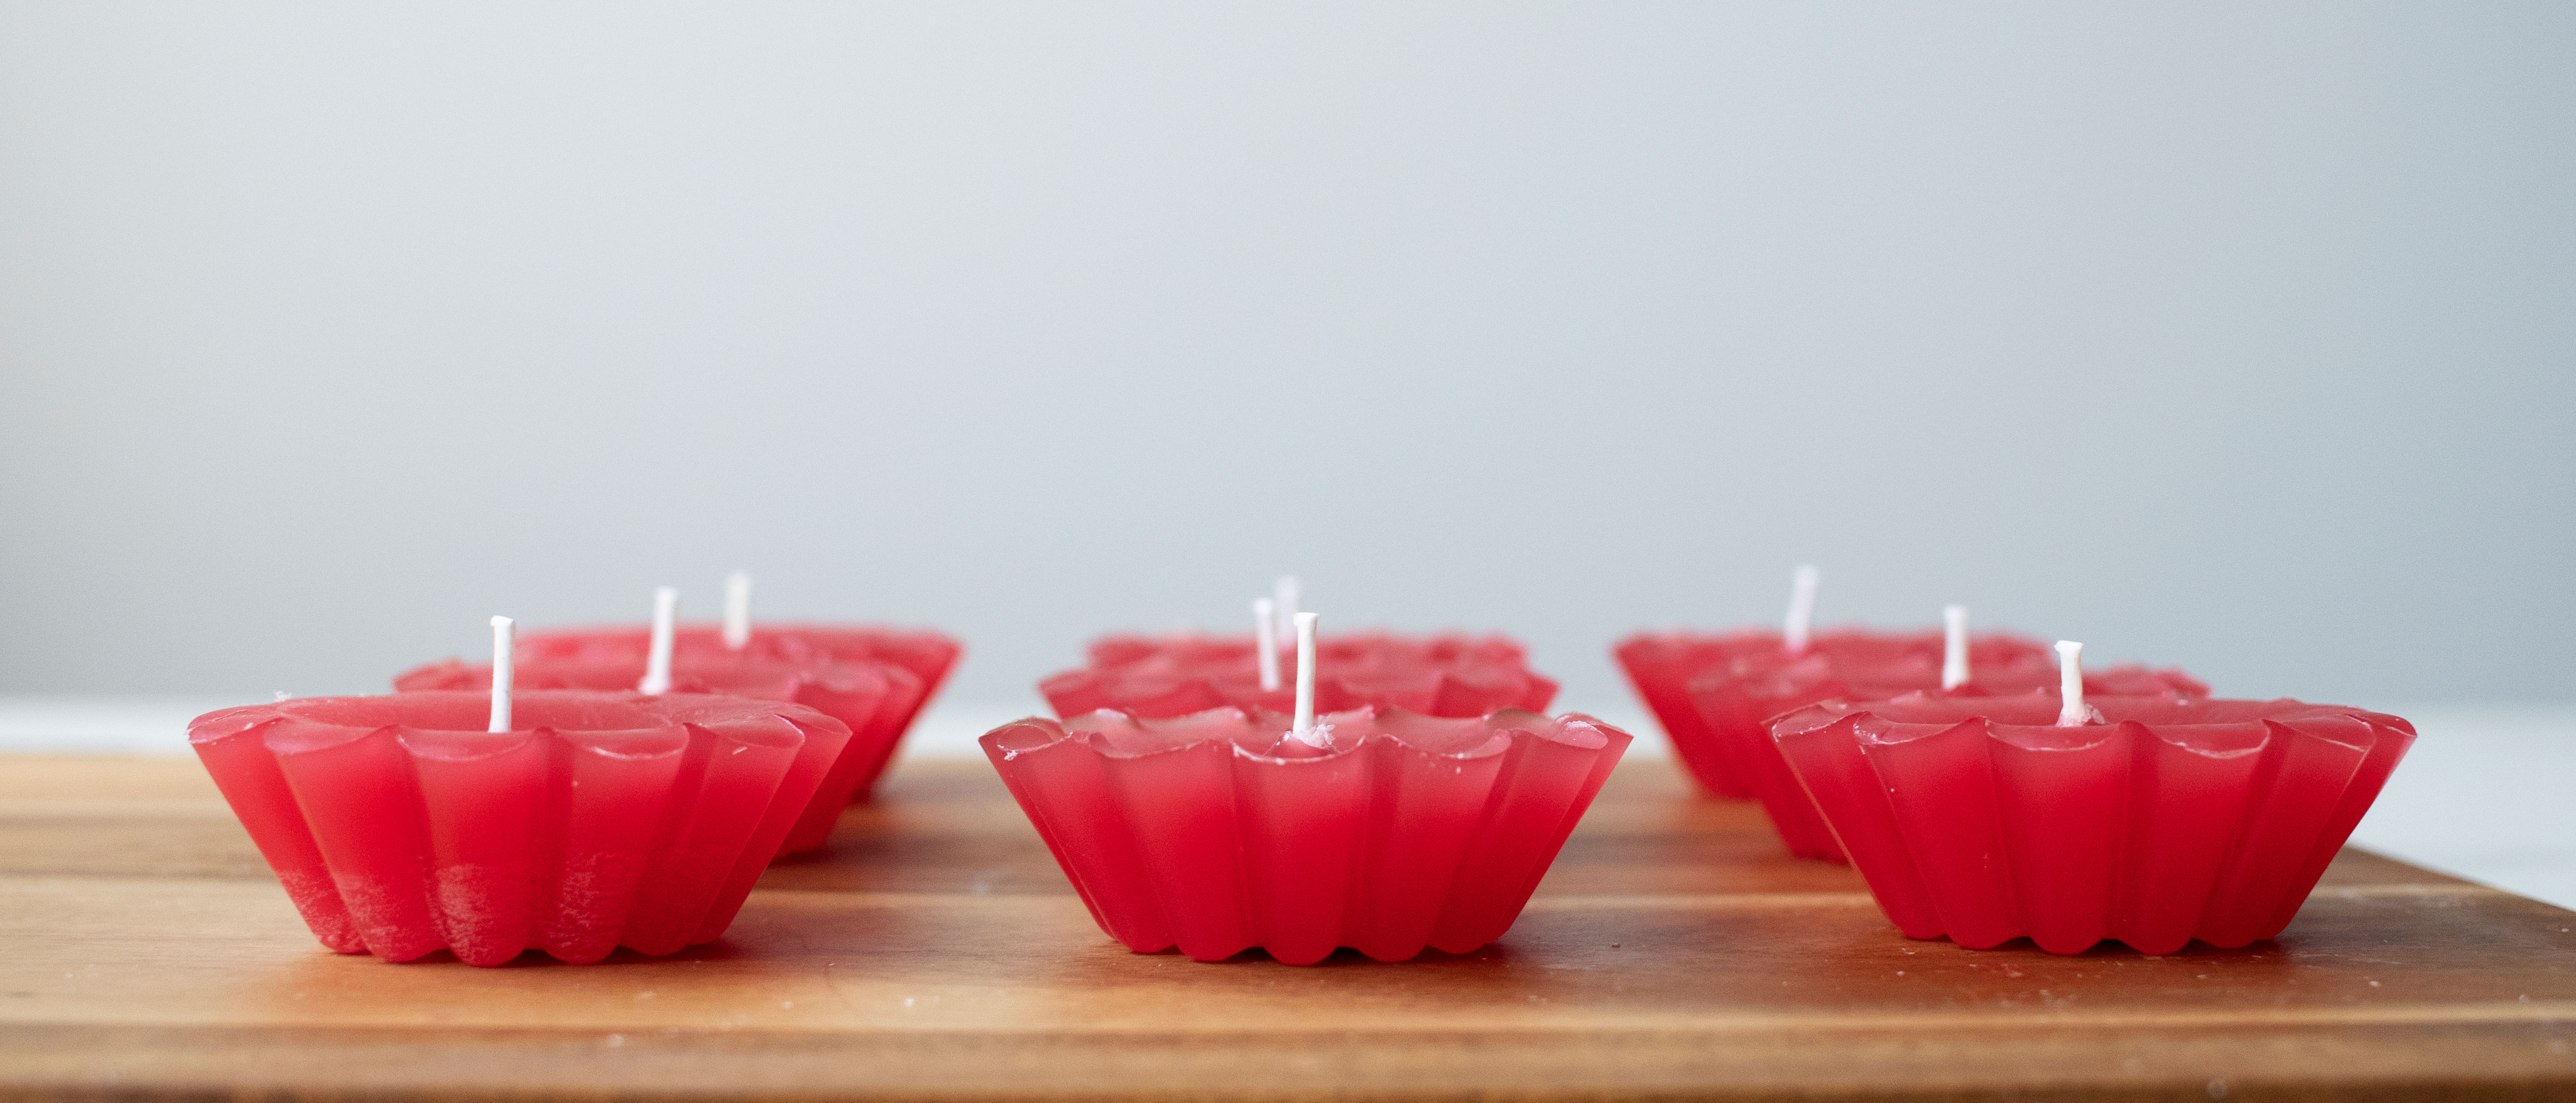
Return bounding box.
[994,609,1624,964]
[1617,568,2053,799]
[1770,690,2414,953]
[1043,630,1556,719]
[983,705,1630,963]
[1685,641,2208,862]
[1615,627,2061,801]
[396,621,959,854]
[189,689,852,965]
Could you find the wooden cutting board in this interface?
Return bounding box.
[2,753,2570,1100]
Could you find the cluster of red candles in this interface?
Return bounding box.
[1615,568,2414,953]
[188,570,2411,966]
[192,577,959,965]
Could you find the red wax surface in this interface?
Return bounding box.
[395,623,958,855]
[188,691,852,966]
[1615,629,2054,800]
[982,706,1630,965]
[1771,694,2414,954]
[1042,631,1556,719]
[1615,629,2204,863]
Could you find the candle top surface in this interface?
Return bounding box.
[1043,630,1558,720]
[1696,650,2207,702]
[516,622,959,674]
[1623,626,2052,671]
[985,705,1621,764]
[190,690,844,752]
[1083,629,1531,671]
[393,653,912,702]
[1772,692,2413,754]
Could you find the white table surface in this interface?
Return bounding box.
[4,694,2566,911]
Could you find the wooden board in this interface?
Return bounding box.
[2,753,2571,1101]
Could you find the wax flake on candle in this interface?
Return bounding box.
[981,705,1631,965]
[396,621,961,855]
[1044,630,1555,720]
[1770,693,2415,954]
[188,690,853,965]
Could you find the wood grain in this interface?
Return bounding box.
[1,753,2570,1101]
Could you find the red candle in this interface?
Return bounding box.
[188,690,852,965]
[1043,630,1557,719]
[1615,627,2061,801]
[982,705,1630,963]
[1771,692,2414,953]
[395,622,959,854]
[1681,637,2207,862]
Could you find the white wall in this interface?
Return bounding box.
[3,2,2570,712]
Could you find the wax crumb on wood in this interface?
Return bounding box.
[2368,981,2380,987]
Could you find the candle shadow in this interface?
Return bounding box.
[366,940,758,969]
[1154,944,1526,968]
[1935,936,2290,958]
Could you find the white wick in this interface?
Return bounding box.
[639,586,678,694]
[488,615,516,732]
[2055,640,2087,726]
[1941,605,1969,690]
[1291,611,1320,742]
[1253,598,1281,691]
[722,571,751,650]
[1274,576,1300,645]
[1784,564,1820,655]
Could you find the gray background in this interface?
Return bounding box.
[3,2,2570,715]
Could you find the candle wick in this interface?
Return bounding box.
[723,571,752,651]
[1252,598,1281,691]
[2055,640,2088,726]
[1291,611,1320,743]
[488,615,516,733]
[639,587,679,695]
[1784,564,1820,656]
[1273,576,1300,648]
[1942,605,1969,690]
